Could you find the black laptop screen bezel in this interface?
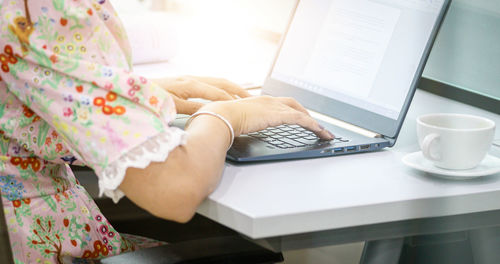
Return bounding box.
[262,0,451,140]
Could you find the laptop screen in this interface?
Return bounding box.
[271,0,446,120]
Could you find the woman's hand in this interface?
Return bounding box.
[199,96,335,140]
[154,76,251,115]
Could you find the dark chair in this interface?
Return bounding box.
[94,236,283,264]
[0,191,283,264]
[0,192,14,264]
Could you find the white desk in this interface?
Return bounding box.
[192,89,500,249]
[133,63,500,253]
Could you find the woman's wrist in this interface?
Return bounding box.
[197,102,241,137]
[186,110,235,150]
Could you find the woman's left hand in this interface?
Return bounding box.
[154,76,251,115]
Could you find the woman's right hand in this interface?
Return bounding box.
[199,96,334,140]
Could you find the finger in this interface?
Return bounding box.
[172,96,204,115]
[185,79,236,101]
[188,76,251,98]
[276,97,310,116]
[162,77,235,101]
[281,110,334,140]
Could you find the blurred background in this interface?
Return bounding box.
[109,0,297,87]
[110,0,500,105]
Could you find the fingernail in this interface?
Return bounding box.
[328,131,335,139]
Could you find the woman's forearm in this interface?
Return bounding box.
[119,114,231,223]
[118,96,333,223]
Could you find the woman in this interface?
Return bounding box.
[0,0,333,263]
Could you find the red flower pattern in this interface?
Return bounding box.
[45,137,52,146]
[93,92,127,116]
[10,156,42,172]
[149,96,158,106]
[113,106,125,115]
[60,17,68,26]
[0,45,17,73]
[55,143,63,153]
[12,200,21,208]
[50,54,58,63]
[23,105,35,118]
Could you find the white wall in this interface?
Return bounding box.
[161,0,297,33]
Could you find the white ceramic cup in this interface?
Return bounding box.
[417,113,496,170]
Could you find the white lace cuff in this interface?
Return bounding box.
[98,127,187,203]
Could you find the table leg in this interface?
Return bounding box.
[470,226,500,264]
[359,238,404,264]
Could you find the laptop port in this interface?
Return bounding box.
[333,147,344,153]
[346,146,356,152]
[360,145,370,150]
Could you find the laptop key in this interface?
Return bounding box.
[294,138,320,145]
[304,136,318,140]
[280,138,306,147]
[280,127,293,132]
[269,140,284,146]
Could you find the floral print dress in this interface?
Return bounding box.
[0,0,186,263]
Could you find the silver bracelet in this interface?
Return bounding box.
[186,111,235,150]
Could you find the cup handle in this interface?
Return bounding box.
[422,133,441,161]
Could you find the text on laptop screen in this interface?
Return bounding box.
[271,0,445,120]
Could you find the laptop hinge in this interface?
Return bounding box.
[308,110,383,139]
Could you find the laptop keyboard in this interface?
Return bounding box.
[246,124,349,149]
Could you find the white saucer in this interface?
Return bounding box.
[402,152,500,180]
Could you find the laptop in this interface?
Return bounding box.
[175,0,451,162]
